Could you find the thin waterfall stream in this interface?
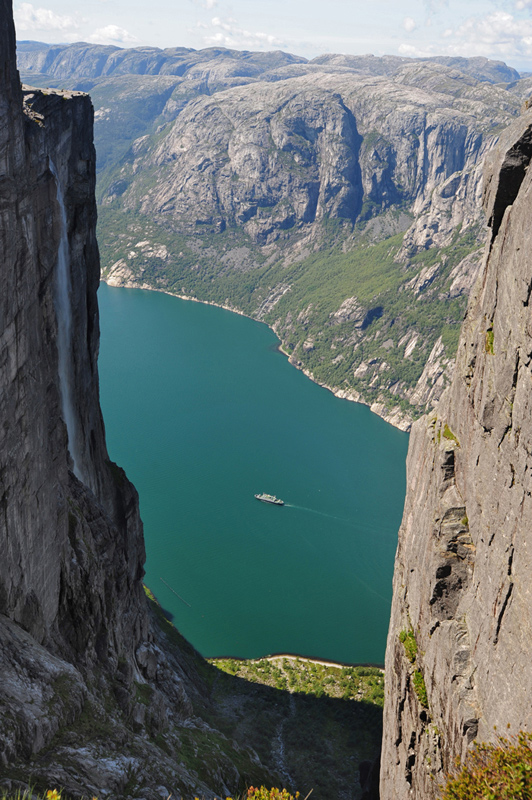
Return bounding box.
[50,160,83,481]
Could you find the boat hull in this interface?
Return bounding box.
[254,494,284,506]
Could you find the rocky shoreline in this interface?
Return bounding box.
[102,276,414,432]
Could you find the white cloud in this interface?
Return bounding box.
[403,17,417,33]
[398,42,437,57]
[190,0,218,8]
[88,24,138,45]
[423,0,449,18]
[201,16,284,50]
[516,0,532,9]
[400,9,532,62]
[14,2,80,37]
[444,10,532,58]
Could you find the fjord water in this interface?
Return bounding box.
[98,283,408,665]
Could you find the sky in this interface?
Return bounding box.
[12,0,532,72]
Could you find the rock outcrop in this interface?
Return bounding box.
[381,107,532,797]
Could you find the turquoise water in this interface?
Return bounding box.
[97,283,408,665]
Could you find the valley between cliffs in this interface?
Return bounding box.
[19,41,532,431]
[2,3,383,798]
[6,15,532,800]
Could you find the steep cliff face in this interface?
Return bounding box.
[381,108,532,798]
[1,0,159,776]
[1,3,149,656]
[116,69,494,241]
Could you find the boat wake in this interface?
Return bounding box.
[284,503,347,524]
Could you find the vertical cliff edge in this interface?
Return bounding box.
[0,2,270,796]
[1,0,148,670]
[381,107,532,797]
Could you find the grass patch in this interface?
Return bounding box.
[443,424,460,446]
[399,629,418,664]
[210,657,385,707]
[135,682,154,705]
[413,670,428,709]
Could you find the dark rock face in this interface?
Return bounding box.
[1,0,158,776]
[2,5,224,795]
[381,108,532,798]
[1,0,147,661]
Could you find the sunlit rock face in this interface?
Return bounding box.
[380,109,532,798]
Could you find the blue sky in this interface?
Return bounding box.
[13,0,532,71]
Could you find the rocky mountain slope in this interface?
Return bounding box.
[380,107,532,797]
[18,41,532,429]
[2,11,381,798]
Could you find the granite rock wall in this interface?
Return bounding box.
[380,107,532,798]
[0,0,182,789]
[0,0,147,665]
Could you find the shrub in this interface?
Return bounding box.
[412,670,428,708]
[441,732,532,799]
[399,629,418,663]
[245,789,301,800]
[199,789,302,800]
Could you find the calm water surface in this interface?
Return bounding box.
[98,283,408,664]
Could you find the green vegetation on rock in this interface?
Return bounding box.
[442,732,532,800]
[485,327,495,355]
[211,657,385,707]
[399,627,429,710]
[413,670,428,709]
[399,629,418,664]
[443,424,460,446]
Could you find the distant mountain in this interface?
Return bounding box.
[18,42,531,429]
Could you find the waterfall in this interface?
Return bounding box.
[50,160,83,481]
